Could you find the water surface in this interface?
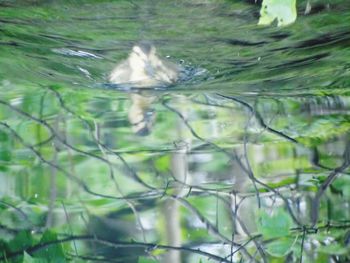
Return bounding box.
[1,0,350,262]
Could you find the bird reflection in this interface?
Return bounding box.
[109,42,181,135]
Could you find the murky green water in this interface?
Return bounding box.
[1,0,350,262]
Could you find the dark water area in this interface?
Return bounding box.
[0,0,350,262]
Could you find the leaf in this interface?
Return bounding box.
[317,243,349,255]
[266,237,297,257]
[154,155,171,173]
[257,209,292,239]
[9,231,35,253]
[32,230,66,263]
[138,256,159,263]
[23,252,35,263]
[23,252,47,263]
[0,149,11,161]
[258,0,297,27]
[266,177,296,189]
[332,176,350,198]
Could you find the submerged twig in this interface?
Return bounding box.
[311,141,350,226]
[0,234,233,263]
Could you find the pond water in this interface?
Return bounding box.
[0,0,350,262]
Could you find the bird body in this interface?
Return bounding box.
[109,43,180,88]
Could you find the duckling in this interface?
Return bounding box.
[109,42,181,135]
[108,42,180,87]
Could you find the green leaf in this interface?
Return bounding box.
[154,155,170,173]
[9,231,35,252]
[258,0,297,27]
[23,252,34,263]
[32,230,66,263]
[332,176,350,198]
[266,237,297,257]
[138,256,159,263]
[0,130,9,141]
[317,243,349,256]
[266,177,296,189]
[0,149,12,161]
[257,209,292,239]
[23,252,47,263]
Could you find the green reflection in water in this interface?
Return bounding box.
[0,0,350,262]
